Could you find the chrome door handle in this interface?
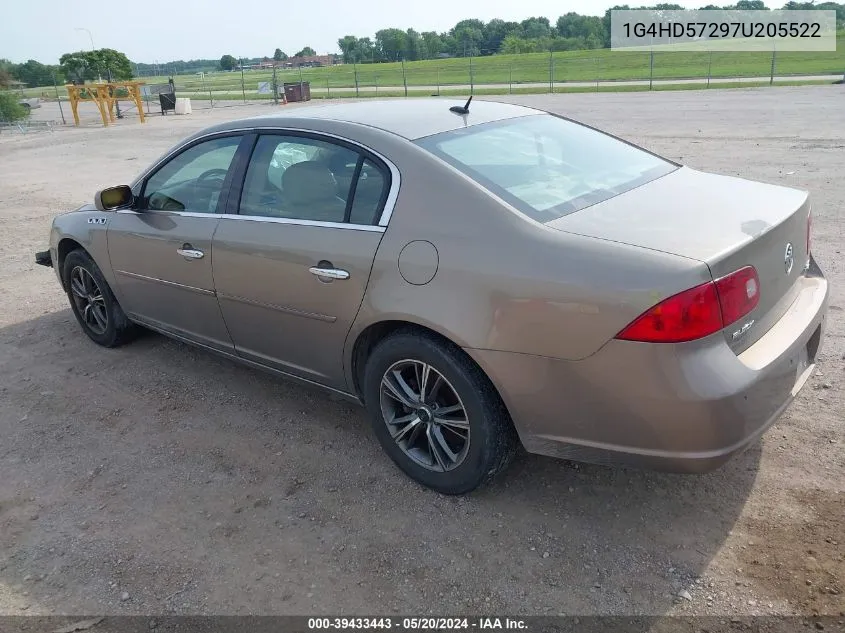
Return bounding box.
[309,266,350,280]
[177,248,204,260]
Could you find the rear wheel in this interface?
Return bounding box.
[363,331,518,494]
[63,249,136,347]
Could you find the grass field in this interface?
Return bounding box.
[22,33,845,100]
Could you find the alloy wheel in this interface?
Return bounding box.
[69,266,109,336]
[379,359,470,472]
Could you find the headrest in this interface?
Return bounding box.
[282,162,338,205]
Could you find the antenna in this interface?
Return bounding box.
[449,96,472,115]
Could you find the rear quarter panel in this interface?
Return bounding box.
[326,123,713,389]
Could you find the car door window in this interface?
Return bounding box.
[348,159,388,225]
[143,136,240,213]
[239,134,388,225]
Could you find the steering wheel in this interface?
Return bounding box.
[191,168,229,205]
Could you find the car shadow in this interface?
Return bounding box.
[0,309,759,616]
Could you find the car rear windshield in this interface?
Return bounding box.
[415,114,677,222]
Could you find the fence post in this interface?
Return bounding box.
[241,58,247,103]
[272,66,278,104]
[549,49,553,93]
[354,62,359,98]
[52,73,66,125]
[707,51,712,88]
[402,59,408,97]
[770,47,776,86]
[509,62,512,94]
[649,50,654,90]
[469,54,474,95]
[326,73,330,99]
[436,66,440,96]
[202,72,214,107]
[375,74,378,95]
[596,57,600,92]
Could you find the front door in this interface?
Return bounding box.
[107,134,243,352]
[212,132,393,389]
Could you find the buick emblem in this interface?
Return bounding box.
[784,243,794,275]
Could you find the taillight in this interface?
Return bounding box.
[616,266,759,344]
[615,282,723,343]
[714,266,760,326]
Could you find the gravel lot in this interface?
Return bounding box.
[0,86,843,617]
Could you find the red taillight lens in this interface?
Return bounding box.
[616,266,760,344]
[615,281,723,343]
[714,266,760,327]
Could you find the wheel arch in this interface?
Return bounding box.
[56,237,87,289]
[347,319,512,420]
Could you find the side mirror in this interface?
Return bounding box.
[94,185,134,211]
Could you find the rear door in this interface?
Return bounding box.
[107,134,244,352]
[211,131,394,390]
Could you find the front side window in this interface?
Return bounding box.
[239,134,389,225]
[416,114,677,222]
[143,136,240,213]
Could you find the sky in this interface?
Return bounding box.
[2,0,775,64]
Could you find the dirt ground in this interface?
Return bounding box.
[0,86,843,618]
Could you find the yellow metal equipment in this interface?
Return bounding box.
[65,81,146,127]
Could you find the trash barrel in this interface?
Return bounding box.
[283,82,311,103]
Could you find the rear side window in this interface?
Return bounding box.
[415,114,676,222]
[239,134,389,225]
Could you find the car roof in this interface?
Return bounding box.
[208,98,544,141]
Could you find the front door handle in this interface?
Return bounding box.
[177,246,204,260]
[309,266,350,280]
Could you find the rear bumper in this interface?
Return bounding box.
[467,259,829,473]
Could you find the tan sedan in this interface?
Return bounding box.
[35,99,829,494]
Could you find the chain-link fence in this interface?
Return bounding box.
[147,48,844,109]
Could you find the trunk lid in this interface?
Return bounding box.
[547,166,811,352]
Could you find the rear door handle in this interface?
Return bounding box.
[309,266,350,280]
[177,246,204,260]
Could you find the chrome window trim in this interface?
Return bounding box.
[131,126,401,229]
[217,213,385,232]
[115,209,386,232]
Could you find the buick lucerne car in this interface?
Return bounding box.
[35,99,829,494]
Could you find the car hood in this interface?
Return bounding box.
[546,166,808,263]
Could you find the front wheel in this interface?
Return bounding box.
[363,331,518,495]
[63,249,136,347]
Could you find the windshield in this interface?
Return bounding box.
[415,114,677,222]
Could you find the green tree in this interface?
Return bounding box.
[375,28,407,61]
[356,37,375,62]
[0,90,28,121]
[734,0,767,9]
[294,46,316,57]
[421,32,444,58]
[451,19,485,56]
[13,59,61,87]
[483,19,519,54]
[219,54,237,71]
[273,48,287,61]
[520,16,551,39]
[499,34,542,54]
[338,36,359,63]
[0,68,13,89]
[59,48,132,82]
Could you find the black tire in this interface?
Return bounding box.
[62,249,136,347]
[363,330,518,495]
